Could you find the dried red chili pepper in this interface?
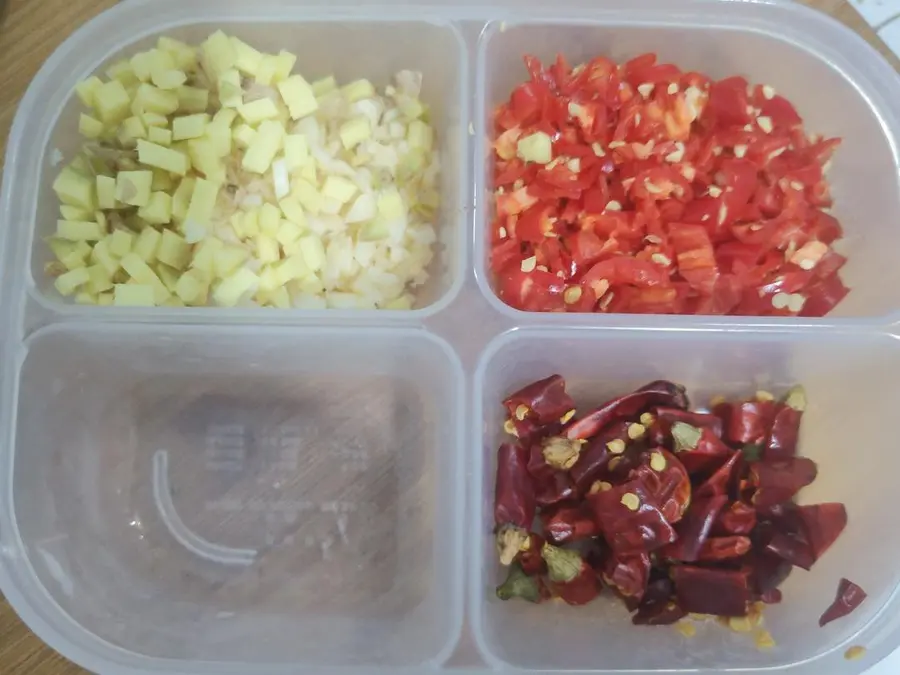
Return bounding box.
[587,477,678,555]
[570,420,631,494]
[496,562,546,603]
[630,448,692,523]
[727,398,776,446]
[503,374,576,425]
[518,533,546,575]
[819,578,867,627]
[526,442,556,482]
[542,543,601,605]
[670,422,734,475]
[534,470,575,507]
[663,494,728,562]
[633,577,686,626]
[494,442,536,565]
[713,501,757,535]
[655,407,724,438]
[749,457,818,509]
[743,548,794,598]
[673,566,752,617]
[541,503,599,544]
[697,535,752,561]
[563,380,688,440]
[603,551,651,600]
[694,451,742,500]
[764,385,806,461]
[539,435,586,471]
[797,502,847,564]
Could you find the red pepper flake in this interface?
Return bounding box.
[819,578,867,627]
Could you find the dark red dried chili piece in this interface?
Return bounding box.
[663,494,728,562]
[496,562,546,603]
[542,543,602,605]
[587,477,677,555]
[671,422,734,475]
[570,420,631,494]
[673,565,752,617]
[694,451,742,500]
[764,385,806,461]
[656,407,724,438]
[743,549,794,596]
[713,501,757,535]
[697,535,752,561]
[503,374,576,425]
[603,551,651,600]
[819,578,867,627]
[749,457,818,509]
[798,502,848,563]
[494,442,536,565]
[630,448,692,523]
[760,588,783,604]
[563,380,688,441]
[526,442,556,482]
[633,577,686,626]
[534,470,576,507]
[518,533,546,575]
[541,503,599,544]
[727,399,776,446]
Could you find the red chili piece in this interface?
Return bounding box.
[603,552,651,600]
[764,385,806,460]
[542,543,602,605]
[494,442,536,565]
[727,399,776,445]
[534,471,576,507]
[663,494,728,562]
[655,407,724,438]
[673,566,752,617]
[630,448,692,523]
[587,477,677,555]
[694,451,742,500]
[503,374,576,425]
[563,380,688,440]
[633,578,686,626]
[697,535,752,561]
[569,420,631,494]
[749,457,818,509]
[542,503,600,544]
[819,578,867,627]
[713,501,757,535]
[670,422,734,475]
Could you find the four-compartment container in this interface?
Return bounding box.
[2,0,900,673]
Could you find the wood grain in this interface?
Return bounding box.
[0,0,892,673]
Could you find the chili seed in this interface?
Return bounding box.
[559,408,576,424]
[651,253,672,266]
[755,630,776,650]
[567,101,583,117]
[503,419,518,436]
[798,259,815,271]
[771,292,790,310]
[757,116,773,134]
[591,278,611,299]
[667,82,679,95]
[620,492,640,511]
[644,234,662,245]
[640,412,655,426]
[844,646,866,661]
[787,293,806,313]
[637,83,654,99]
[708,185,723,198]
[762,85,776,100]
[607,456,622,471]
[627,423,646,440]
[567,157,581,173]
[564,286,583,305]
[591,142,606,157]
[790,180,804,191]
[590,480,613,494]
[515,404,530,421]
[650,451,667,471]
[728,616,753,633]
[599,291,615,311]
[520,256,537,273]
[755,390,775,402]
[717,204,728,225]
[734,144,748,158]
[608,141,625,149]
[536,265,549,272]
[606,438,626,455]
[675,621,696,638]
[605,200,622,211]
[498,226,507,239]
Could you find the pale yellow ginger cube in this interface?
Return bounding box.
[172,113,208,141]
[190,237,223,275]
[171,177,195,222]
[155,263,181,292]
[79,114,105,139]
[185,177,220,229]
[239,98,280,125]
[108,229,134,258]
[75,76,103,108]
[230,37,263,76]
[201,30,237,78]
[242,120,283,174]
[96,292,113,306]
[141,112,167,128]
[46,238,86,262]
[274,254,308,285]
[120,252,169,303]
[86,264,114,294]
[138,192,173,225]
[134,227,162,263]
[59,205,92,221]
[157,36,197,71]
[339,117,371,150]
[176,86,210,114]
[157,230,191,270]
[233,123,257,149]
[130,51,155,82]
[90,239,120,275]
[277,75,318,120]
[311,75,337,98]
[377,187,404,220]
[254,55,279,87]
[258,203,280,236]
[213,267,258,307]
[283,134,309,169]
[162,295,185,307]
[276,219,303,247]
[152,69,187,91]
[321,175,357,204]
[257,265,280,292]
[57,220,103,241]
[133,83,179,116]
[218,69,243,108]
[114,283,155,306]
[54,167,96,210]
[255,235,279,264]
[106,60,139,87]
[94,175,116,210]
[271,51,297,81]
[95,211,108,231]
[187,138,223,181]
[55,267,90,296]
[151,169,175,192]
[298,162,317,184]
[122,116,147,142]
[175,268,209,305]
[241,208,260,237]
[115,170,153,207]
[146,127,172,147]
[342,79,375,103]
[73,291,98,305]
[408,119,434,151]
[297,235,326,272]
[278,197,306,227]
[292,178,321,214]
[214,245,249,278]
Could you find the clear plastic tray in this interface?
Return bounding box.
[2,0,900,673]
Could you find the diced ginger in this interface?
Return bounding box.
[276,218,303,246]
[258,203,281,236]
[187,138,223,182]
[75,76,103,108]
[233,123,257,149]
[274,254,308,284]
[130,51,155,82]
[79,114,105,139]
[284,134,309,169]
[152,68,187,91]
[278,197,306,227]
[59,205,92,221]
[177,86,210,114]
[255,235,279,263]
[297,235,325,272]
[138,191,173,225]
[175,268,209,305]
[152,166,175,190]
[231,37,263,76]
[184,177,220,228]
[133,83,179,116]
[91,240,120,275]
[172,114,208,140]
[134,227,162,263]
[342,79,375,103]
[292,178,321,215]
[218,69,243,108]
[214,245,249,278]
[377,187,405,220]
[74,291,97,305]
[114,283,155,306]
[86,264,114,294]
[277,75,318,120]
[108,229,134,257]
[54,267,90,296]
[116,170,153,206]
[94,80,131,124]
[190,236,223,275]
[120,253,169,303]
[272,51,297,82]
[241,208,259,237]
[157,36,197,71]
[54,167,96,210]
[213,267,258,306]
[171,176,195,221]
[57,220,104,241]
[201,30,237,78]
[339,117,371,150]
[242,120,283,174]
[407,119,434,151]
[321,175,357,204]
[157,230,191,269]
[254,55,279,87]
[239,98,280,124]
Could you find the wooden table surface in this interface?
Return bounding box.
[0,0,895,672]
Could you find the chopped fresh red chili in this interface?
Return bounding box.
[819,578,867,627]
[490,53,848,316]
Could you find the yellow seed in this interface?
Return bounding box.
[515,404,530,421]
[748,602,765,627]
[650,452,667,471]
[844,646,866,661]
[589,480,613,494]
[608,457,622,471]
[606,438,626,455]
[559,409,576,424]
[620,492,640,511]
[755,390,775,402]
[709,395,727,407]
[675,621,696,638]
[563,285,583,305]
[640,412,655,426]
[503,419,518,437]
[728,616,754,633]
[627,422,646,440]
[755,630,776,650]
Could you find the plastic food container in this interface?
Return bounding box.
[1,0,900,674]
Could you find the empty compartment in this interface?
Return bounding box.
[473,328,900,672]
[474,3,900,320]
[22,7,466,315]
[9,324,463,671]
